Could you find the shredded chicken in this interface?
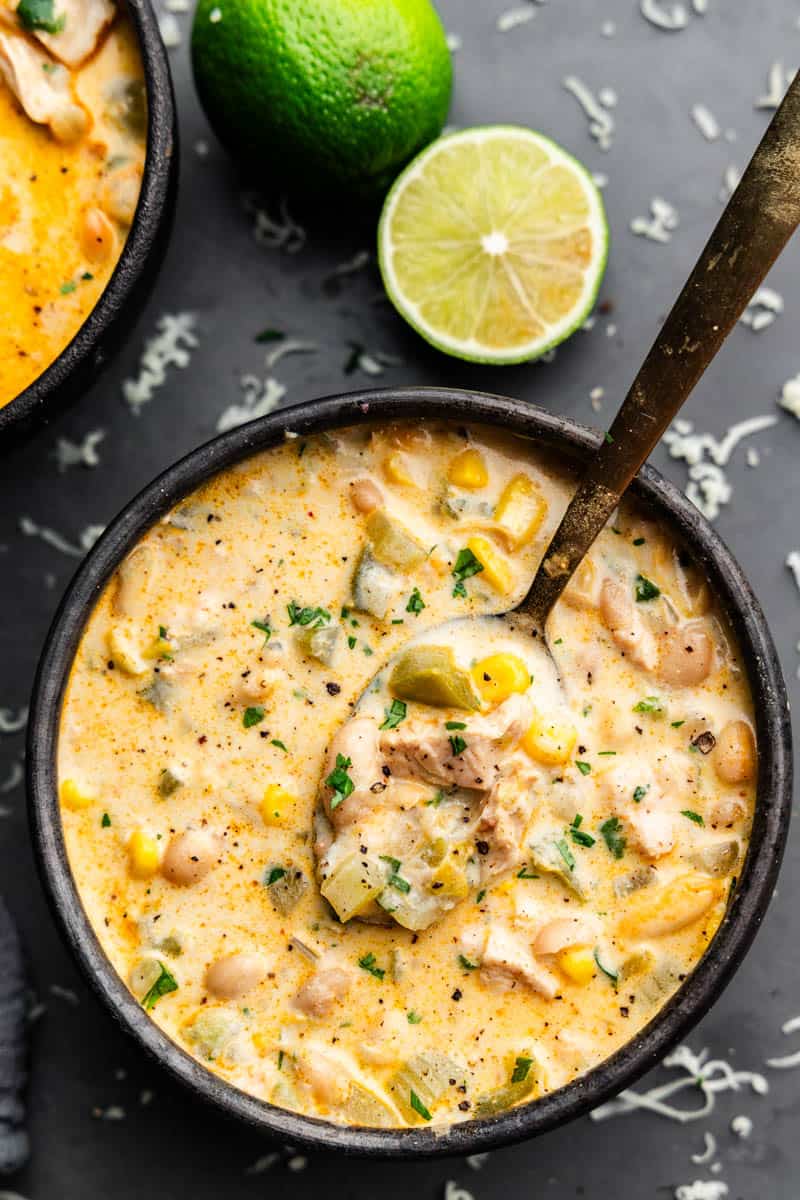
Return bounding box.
[600,577,659,671]
[601,761,676,859]
[480,926,559,999]
[322,717,385,829]
[381,693,533,791]
[0,31,87,141]
[477,762,538,876]
[1,0,115,67]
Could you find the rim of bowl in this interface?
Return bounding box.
[27,388,793,1158]
[0,0,177,438]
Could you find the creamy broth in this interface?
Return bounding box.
[58,423,756,1129]
[0,0,145,407]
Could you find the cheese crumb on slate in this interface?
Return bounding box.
[444,1183,475,1200]
[690,1131,717,1165]
[675,1183,728,1200]
[0,708,28,735]
[216,376,287,433]
[731,1114,753,1139]
[663,415,777,520]
[640,0,690,32]
[779,371,800,419]
[19,516,105,557]
[242,194,306,254]
[755,62,796,110]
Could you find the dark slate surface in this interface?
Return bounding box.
[2,0,799,1195]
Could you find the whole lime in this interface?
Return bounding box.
[191,0,453,197]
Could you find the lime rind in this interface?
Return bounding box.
[377,125,610,365]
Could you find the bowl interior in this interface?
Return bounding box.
[27,388,793,1157]
[0,0,177,440]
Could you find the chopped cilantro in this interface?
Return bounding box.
[59,280,77,294]
[598,750,617,757]
[633,537,646,546]
[475,889,486,904]
[570,814,595,848]
[451,547,483,598]
[255,328,284,343]
[671,720,685,729]
[556,838,576,872]
[141,962,178,1011]
[81,271,93,281]
[426,788,447,808]
[448,733,467,757]
[681,809,705,826]
[358,952,385,980]
[380,699,407,730]
[264,866,287,887]
[270,738,288,753]
[287,601,330,628]
[243,706,265,728]
[634,574,661,603]
[347,635,357,649]
[599,816,626,859]
[277,1049,285,1070]
[445,721,467,730]
[407,1011,422,1024]
[252,618,272,645]
[593,948,619,984]
[379,855,401,872]
[633,696,664,714]
[458,954,477,971]
[388,873,411,894]
[101,812,111,828]
[511,1056,533,1084]
[326,753,354,810]
[410,1090,432,1121]
[406,587,426,615]
[17,0,65,34]
[604,431,614,445]
[575,760,592,776]
[517,865,538,879]
[633,785,649,804]
[363,645,374,657]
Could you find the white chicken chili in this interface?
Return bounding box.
[58,422,756,1128]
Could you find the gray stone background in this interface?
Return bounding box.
[2,0,800,1195]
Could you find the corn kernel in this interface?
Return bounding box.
[465,535,514,596]
[557,946,595,985]
[383,451,417,488]
[521,712,578,766]
[60,778,94,811]
[146,636,173,661]
[252,1031,270,1055]
[129,831,160,879]
[447,448,488,490]
[260,784,298,826]
[472,654,530,706]
[494,474,547,549]
[107,622,148,676]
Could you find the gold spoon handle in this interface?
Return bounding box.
[520,71,800,629]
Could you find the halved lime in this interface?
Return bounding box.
[378,125,609,364]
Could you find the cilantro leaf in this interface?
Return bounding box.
[451,547,483,597]
[243,706,265,728]
[141,962,178,1011]
[634,574,661,603]
[599,816,626,859]
[410,1090,432,1121]
[511,1056,533,1084]
[380,699,407,730]
[326,753,354,810]
[287,601,331,628]
[17,0,65,35]
[681,809,705,826]
[358,952,385,980]
[406,587,426,615]
[448,733,467,756]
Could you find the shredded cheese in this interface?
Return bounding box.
[0,761,22,792]
[562,76,615,151]
[779,372,800,419]
[242,194,307,253]
[590,1044,768,1124]
[49,984,79,1005]
[466,1154,490,1170]
[216,376,286,433]
[53,429,105,472]
[730,1114,753,1139]
[497,6,536,33]
[663,415,778,520]
[640,0,690,32]
[740,287,783,332]
[690,1131,717,1165]
[0,708,28,734]
[675,1183,728,1200]
[264,340,318,370]
[631,197,679,244]
[755,62,796,110]
[785,553,800,596]
[19,516,105,557]
[691,104,720,141]
[766,1014,800,1069]
[446,32,462,51]
[122,313,199,414]
[718,164,741,203]
[245,1153,280,1175]
[444,1184,475,1200]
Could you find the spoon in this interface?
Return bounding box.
[316,73,800,928]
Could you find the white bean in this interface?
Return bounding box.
[205,953,266,999]
[714,720,756,785]
[162,828,219,886]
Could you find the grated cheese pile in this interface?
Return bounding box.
[675,1183,728,1200]
[19,516,105,558]
[740,287,783,332]
[497,6,536,33]
[755,62,797,110]
[216,376,287,433]
[242,194,307,253]
[779,372,800,419]
[663,414,778,520]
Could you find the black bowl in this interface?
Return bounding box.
[27,388,792,1157]
[0,0,178,444]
